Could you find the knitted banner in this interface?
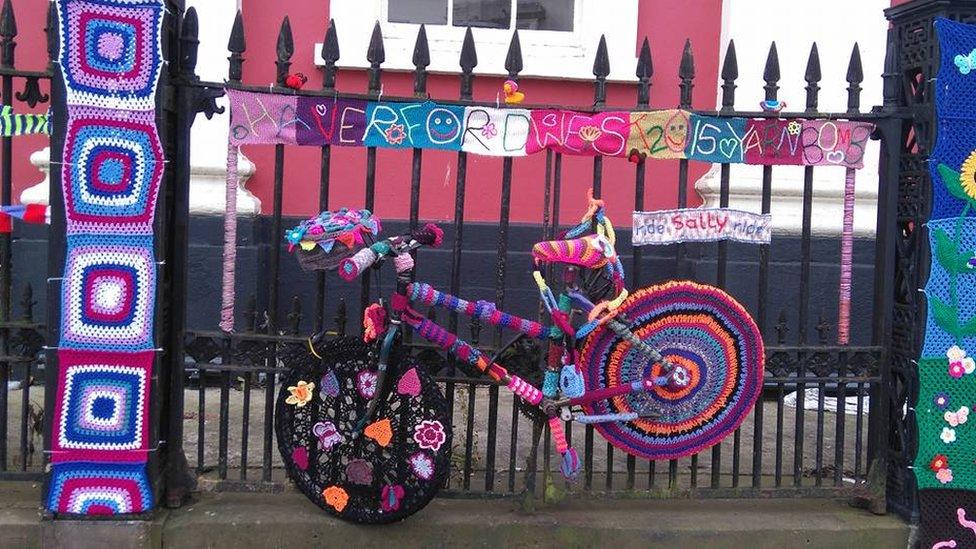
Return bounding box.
[48,0,164,516]
[914,18,976,537]
[632,208,772,245]
[225,89,875,168]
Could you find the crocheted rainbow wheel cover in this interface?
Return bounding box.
[579,280,764,460]
[275,337,451,524]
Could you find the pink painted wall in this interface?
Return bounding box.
[238,0,724,223]
[8,0,52,205]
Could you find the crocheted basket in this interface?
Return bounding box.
[285,209,381,272]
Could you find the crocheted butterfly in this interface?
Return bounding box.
[955,48,976,75]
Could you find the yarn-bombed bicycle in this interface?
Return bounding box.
[275,193,765,524]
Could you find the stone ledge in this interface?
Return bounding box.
[0,482,910,549]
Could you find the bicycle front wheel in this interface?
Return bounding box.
[578,280,765,461]
[275,337,452,524]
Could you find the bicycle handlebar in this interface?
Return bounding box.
[337,223,443,281]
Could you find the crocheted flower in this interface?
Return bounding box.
[947,345,976,376]
[945,406,970,427]
[313,420,345,451]
[385,123,407,145]
[936,467,954,484]
[941,427,957,444]
[381,484,405,513]
[413,420,447,451]
[345,459,373,485]
[322,485,349,512]
[934,392,950,409]
[481,122,497,139]
[960,150,976,201]
[787,121,802,136]
[356,370,378,399]
[409,451,435,481]
[929,454,949,472]
[968,253,976,270]
[285,381,315,407]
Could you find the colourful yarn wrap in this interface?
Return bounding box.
[913,19,976,543]
[48,0,165,516]
[220,143,239,332]
[0,105,50,136]
[407,282,553,340]
[837,167,856,345]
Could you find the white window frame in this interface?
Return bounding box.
[316,0,639,81]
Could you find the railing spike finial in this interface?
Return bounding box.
[0,0,16,69]
[720,39,737,113]
[227,10,246,83]
[593,34,609,107]
[180,7,200,79]
[322,19,340,91]
[45,1,58,66]
[804,42,821,111]
[505,30,523,79]
[636,37,652,107]
[882,29,900,110]
[275,16,294,86]
[459,26,477,100]
[367,20,385,95]
[762,41,780,102]
[412,24,430,96]
[678,39,695,108]
[846,42,863,113]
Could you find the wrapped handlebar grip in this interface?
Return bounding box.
[338,247,379,281]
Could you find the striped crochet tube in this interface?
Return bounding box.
[549,416,569,454]
[531,235,609,269]
[407,283,552,340]
[507,375,543,405]
[405,314,481,368]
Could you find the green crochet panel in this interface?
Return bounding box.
[914,357,976,490]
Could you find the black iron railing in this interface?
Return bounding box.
[153,8,908,508]
[0,0,54,482]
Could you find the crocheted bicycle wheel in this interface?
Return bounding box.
[275,337,452,524]
[579,280,764,460]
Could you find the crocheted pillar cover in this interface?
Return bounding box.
[916,18,976,542]
[47,0,164,516]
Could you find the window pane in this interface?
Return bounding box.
[453,0,511,29]
[516,0,573,31]
[389,0,449,25]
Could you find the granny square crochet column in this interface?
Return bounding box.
[914,19,976,545]
[47,0,164,516]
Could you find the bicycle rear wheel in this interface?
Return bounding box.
[578,280,765,460]
[275,337,452,524]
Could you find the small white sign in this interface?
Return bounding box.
[633,208,772,246]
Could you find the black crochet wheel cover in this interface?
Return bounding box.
[275,337,452,524]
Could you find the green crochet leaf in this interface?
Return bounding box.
[960,316,976,338]
[932,296,960,337]
[934,228,973,273]
[938,164,976,206]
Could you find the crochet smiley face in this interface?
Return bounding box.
[427,108,460,144]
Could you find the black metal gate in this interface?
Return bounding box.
[0,0,960,519]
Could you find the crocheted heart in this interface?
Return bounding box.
[291,446,308,471]
[364,418,393,447]
[397,368,421,397]
[320,370,340,399]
